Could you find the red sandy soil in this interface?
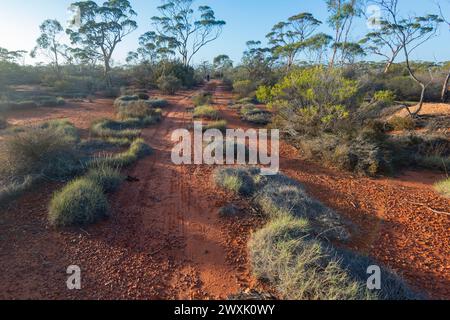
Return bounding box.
[0,82,449,299]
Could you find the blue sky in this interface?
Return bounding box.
[0,0,449,66]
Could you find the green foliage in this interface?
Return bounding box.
[0,120,80,180]
[85,165,124,193]
[192,91,213,106]
[434,178,450,198]
[249,214,417,300]
[91,119,141,140]
[233,79,255,98]
[193,105,220,120]
[48,178,109,227]
[157,75,182,94]
[214,167,256,196]
[388,116,416,131]
[256,85,272,103]
[374,90,396,105]
[92,138,152,168]
[204,120,227,132]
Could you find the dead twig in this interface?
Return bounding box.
[407,200,450,216]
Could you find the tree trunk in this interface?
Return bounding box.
[384,58,394,74]
[104,58,112,88]
[441,71,450,102]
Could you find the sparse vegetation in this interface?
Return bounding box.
[434,178,450,198]
[85,164,125,193]
[389,116,416,131]
[204,120,227,132]
[193,105,220,120]
[193,91,213,106]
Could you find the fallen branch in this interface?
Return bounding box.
[407,201,450,216]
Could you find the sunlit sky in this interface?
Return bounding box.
[0,0,449,66]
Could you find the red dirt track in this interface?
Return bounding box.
[0,81,449,299]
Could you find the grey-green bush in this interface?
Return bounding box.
[48,178,109,227]
[85,165,124,193]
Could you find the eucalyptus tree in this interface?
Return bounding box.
[127,31,177,64]
[266,13,322,70]
[66,0,138,86]
[151,0,226,67]
[360,19,405,73]
[327,0,363,67]
[213,54,233,78]
[0,47,26,63]
[31,19,69,77]
[370,0,442,116]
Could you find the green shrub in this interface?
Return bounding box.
[0,174,42,206]
[374,90,396,105]
[434,178,450,198]
[157,75,182,95]
[48,178,109,227]
[249,215,417,300]
[214,167,256,196]
[193,105,220,120]
[233,80,255,98]
[91,119,141,140]
[85,165,124,193]
[204,120,227,132]
[0,122,80,180]
[255,174,349,241]
[93,138,152,168]
[193,91,213,106]
[147,99,169,108]
[389,116,415,131]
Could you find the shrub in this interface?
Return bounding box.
[214,167,257,196]
[147,99,169,108]
[434,178,450,198]
[93,138,152,168]
[389,116,415,131]
[48,178,109,227]
[374,90,396,105]
[0,174,42,206]
[204,120,227,132]
[244,112,272,125]
[157,75,182,95]
[255,174,349,241]
[0,116,7,129]
[192,91,213,106]
[0,121,80,180]
[85,165,124,193]
[249,215,417,300]
[233,80,255,98]
[91,119,141,140]
[193,105,220,120]
[116,100,152,119]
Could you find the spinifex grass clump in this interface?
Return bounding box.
[434,178,450,198]
[85,164,125,193]
[0,120,82,206]
[48,178,109,227]
[193,105,220,120]
[192,90,213,106]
